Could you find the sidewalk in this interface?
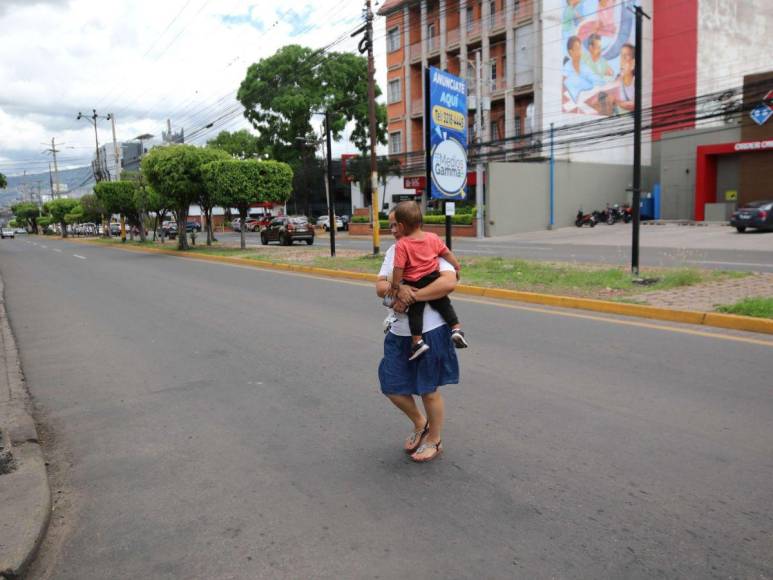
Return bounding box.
[0,277,51,580]
[635,272,773,311]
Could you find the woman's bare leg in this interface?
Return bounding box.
[419,390,444,445]
[386,394,428,451]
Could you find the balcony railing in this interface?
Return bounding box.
[410,41,422,62]
[466,18,481,37]
[490,11,505,30]
[490,77,508,93]
[447,27,460,47]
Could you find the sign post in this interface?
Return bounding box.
[425,66,467,250]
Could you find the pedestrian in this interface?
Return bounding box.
[385,201,468,360]
[376,209,460,462]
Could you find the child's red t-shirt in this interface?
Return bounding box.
[394,232,448,282]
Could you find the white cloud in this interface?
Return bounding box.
[0,0,388,175]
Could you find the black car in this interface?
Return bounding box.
[260,216,314,245]
[730,200,773,233]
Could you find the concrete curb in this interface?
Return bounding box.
[74,239,773,336]
[0,276,52,580]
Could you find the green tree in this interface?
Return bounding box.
[11,202,41,233]
[141,145,229,250]
[346,155,403,210]
[78,193,106,225]
[237,45,387,213]
[37,215,53,233]
[43,198,79,237]
[94,181,138,242]
[145,185,171,243]
[207,129,265,160]
[0,173,7,189]
[202,159,293,250]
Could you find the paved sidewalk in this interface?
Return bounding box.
[0,276,51,580]
[635,272,773,311]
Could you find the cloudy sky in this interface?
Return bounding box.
[0,0,388,177]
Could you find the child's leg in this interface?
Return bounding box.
[428,296,460,329]
[407,300,427,343]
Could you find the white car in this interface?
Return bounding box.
[1,228,15,239]
[316,215,344,231]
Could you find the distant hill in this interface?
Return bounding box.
[0,166,94,207]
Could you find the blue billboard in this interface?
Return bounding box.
[427,66,468,200]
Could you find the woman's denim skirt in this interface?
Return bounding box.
[378,324,459,396]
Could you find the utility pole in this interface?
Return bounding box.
[358,0,380,255]
[630,6,650,277]
[549,122,555,229]
[107,114,121,181]
[77,109,108,183]
[324,110,336,257]
[42,138,62,197]
[107,113,126,241]
[475,51,484,240]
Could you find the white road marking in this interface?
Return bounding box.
[40,245,47,249]
[73,254,87,260]
[53,248,62,253]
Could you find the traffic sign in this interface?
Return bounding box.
[750,104,772,126]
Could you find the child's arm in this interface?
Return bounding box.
[440,248,462,278]
[386,266,404,297]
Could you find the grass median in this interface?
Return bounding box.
[716,297,773,319]
[82,237,749,302]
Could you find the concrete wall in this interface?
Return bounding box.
[487,160,645,235]
[658,125,740,219]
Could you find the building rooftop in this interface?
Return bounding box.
[377,0,416,16]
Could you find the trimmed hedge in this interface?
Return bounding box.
[353,213,474,225]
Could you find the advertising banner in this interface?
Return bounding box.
[561,0,637,117]
[427,66,467,200]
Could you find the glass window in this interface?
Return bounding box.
[427,23,436,50]
[387,27,401,52]
[490,121,500,141]
[514,115,521,138]
[466,6,474,31]
[388,78,401,104]
[389,132,403,154]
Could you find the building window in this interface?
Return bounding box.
[466,6,474,31]
[389,131,403,154]
[490,120,500,141]
[427,23,436,50]
[388,78,402,104]
[490,60,497,91]
[514,115,521,138]
[490,1,496,26]
[514,0,520,14]
[387,27,401,52]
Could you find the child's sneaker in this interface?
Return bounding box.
[451,329,468,349]
[409,340,430,361]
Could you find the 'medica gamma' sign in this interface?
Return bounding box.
[428,66,467,200]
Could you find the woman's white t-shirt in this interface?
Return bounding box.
[379,244,455,337]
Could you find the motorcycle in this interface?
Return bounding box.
[575,209,597,227]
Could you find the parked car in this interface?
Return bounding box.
[231,218,258,232]
[316,215,344,231]
[1,227,15,239]
[186,221,202,232]
[260,216,314,245]
[730,200,773,233]
[14,228,27,234]
[109,223,121,236]
[160,221,178,238]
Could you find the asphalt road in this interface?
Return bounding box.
[218,226,773,272]
[2,237,772,579]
